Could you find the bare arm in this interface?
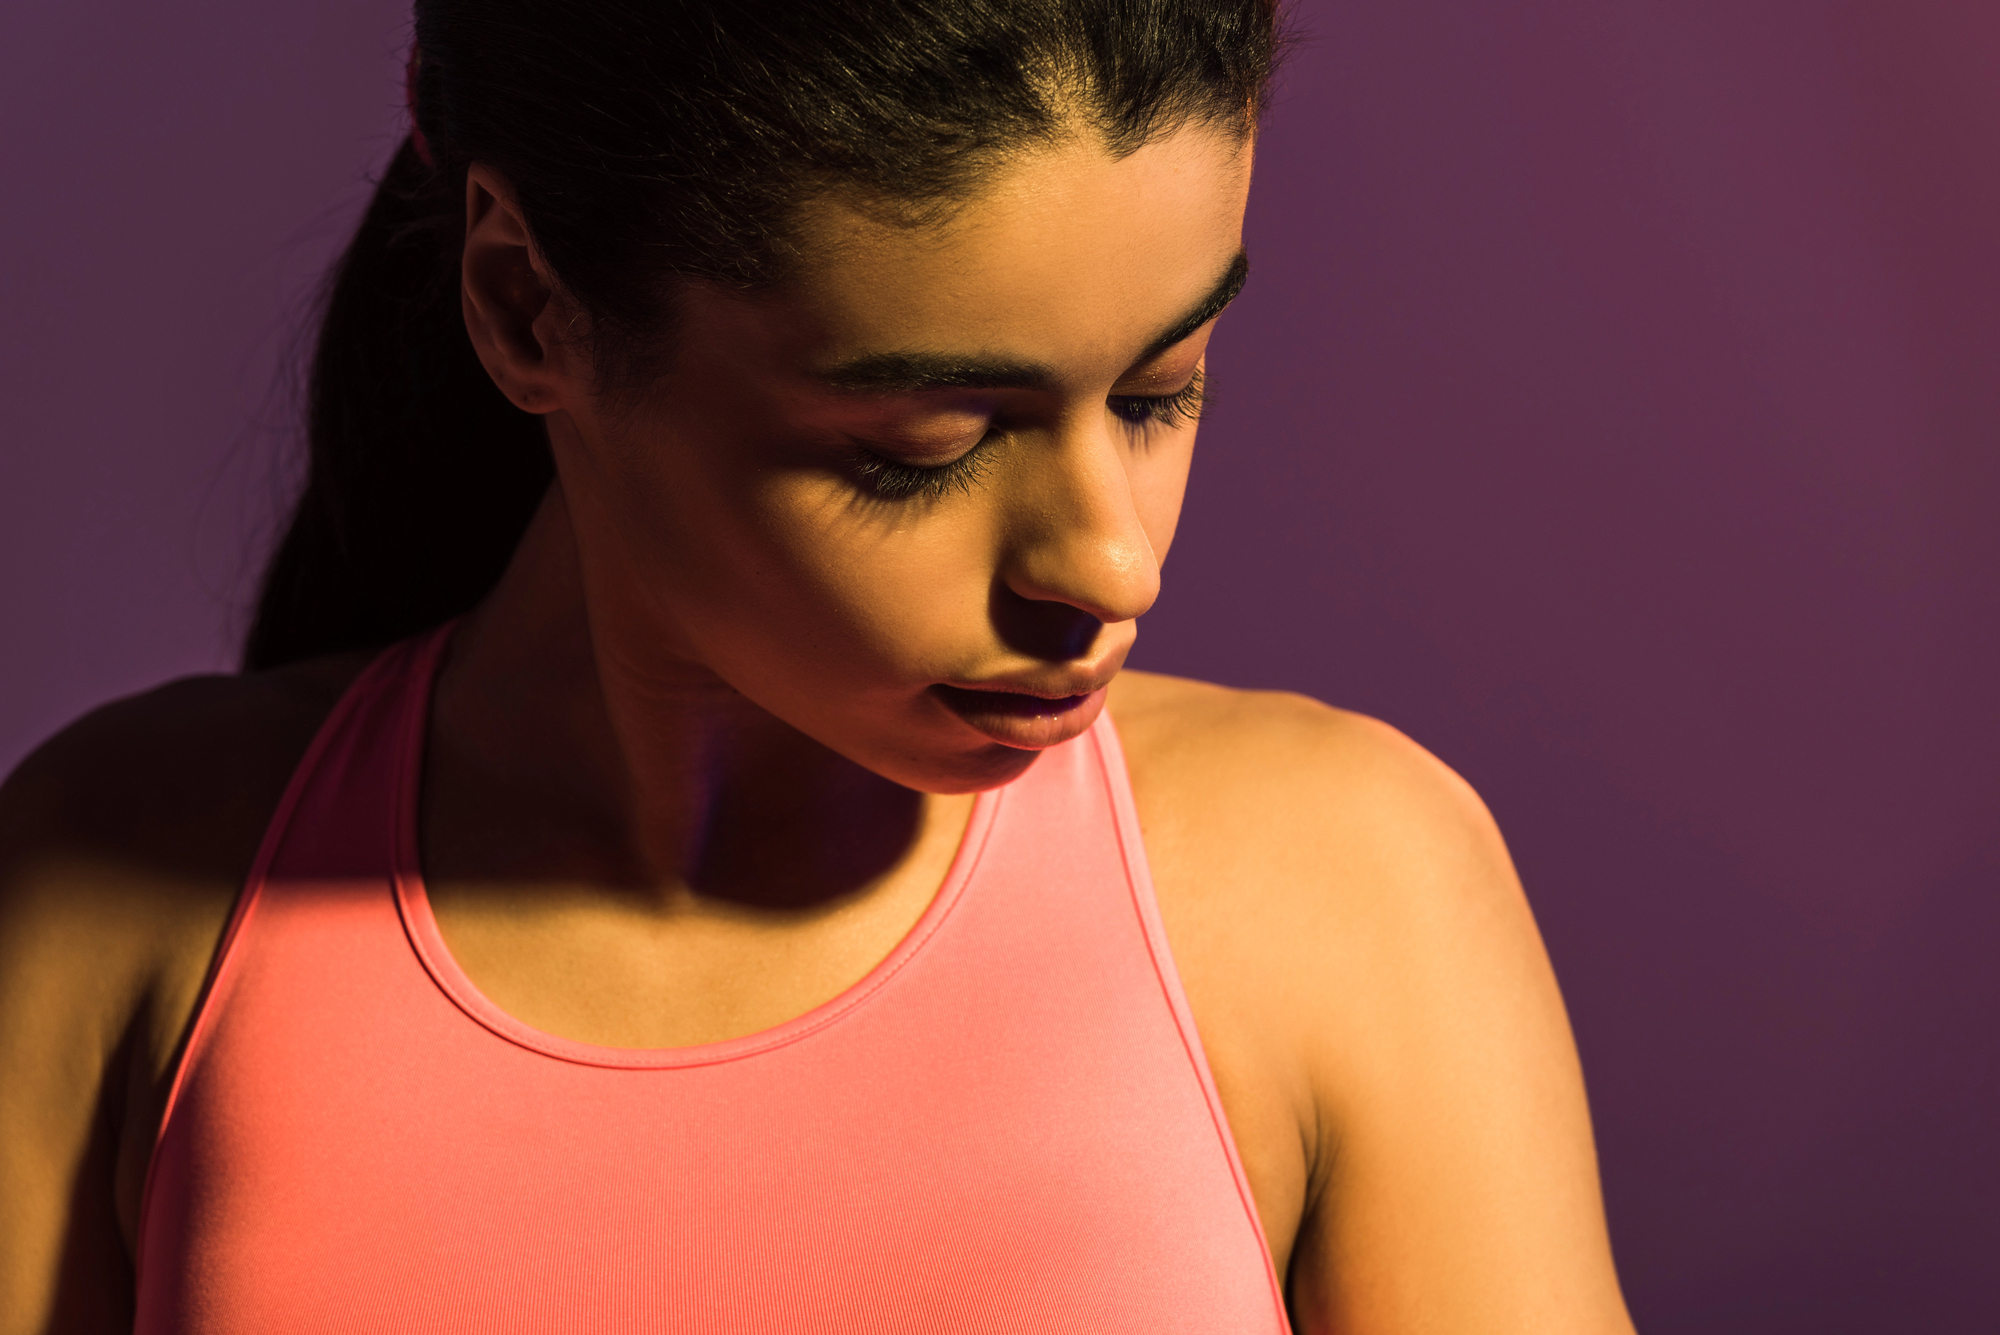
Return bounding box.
[1282,716,1629,1332]
[0,663,361,1334]
[0,738,151,1332]
[1117,680,1636,1334]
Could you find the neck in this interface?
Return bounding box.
[428,482,955,914]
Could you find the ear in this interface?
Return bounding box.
[460,164,586,413]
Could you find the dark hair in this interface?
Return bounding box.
[244,0,1283,671]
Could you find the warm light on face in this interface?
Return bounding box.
[550,122,1256,794]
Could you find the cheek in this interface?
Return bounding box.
[1131,430,1197,565]
[592,431,1002,687]
[746,482,1004,675]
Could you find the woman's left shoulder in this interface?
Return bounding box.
[1105,669,1564,1131]
[1106,669,1520,928]
[1109,675,1631,1333]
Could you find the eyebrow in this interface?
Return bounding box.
[815,248,1250,394]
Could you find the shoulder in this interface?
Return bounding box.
[0,656,373,1321]
[1107,667,1537,1090]
[0,651,371,1099]
[1106,673,1547,1136]
[1107,670,1512,919]
[0,651,371,1313]
[1108,669,1538,1032]
[1108,666,1533,1031]
[1,652,371,904]
[1110,674,1630,1332]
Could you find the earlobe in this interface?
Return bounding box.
[461,164,573,414]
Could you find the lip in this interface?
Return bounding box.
[931,681,1110,750]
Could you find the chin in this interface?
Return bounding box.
[874,736,1047,796]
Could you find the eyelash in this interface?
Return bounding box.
[854,370,1208,502]
[1108,368,1208,430]
[854,442,995,501]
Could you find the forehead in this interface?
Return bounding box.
[768,124,1255,381]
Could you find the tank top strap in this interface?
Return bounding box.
[138,624,454,1238]
[1083,713,1282,1283]
[258,624,451,885]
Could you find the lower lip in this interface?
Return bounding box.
[932,684,1107,750]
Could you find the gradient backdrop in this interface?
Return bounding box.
[3,2,1995,1329]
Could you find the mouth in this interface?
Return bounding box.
[930,681,1110,750]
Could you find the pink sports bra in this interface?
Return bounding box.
[135,627,1291,1332]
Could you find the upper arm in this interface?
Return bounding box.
[1115,680,1634,1335]
[0,661,358,1335]
[1273,716,1631,1334]
[0,739,151,1333]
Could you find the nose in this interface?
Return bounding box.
[996,425,1162,632]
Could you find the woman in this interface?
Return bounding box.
[0,1,1636,1330]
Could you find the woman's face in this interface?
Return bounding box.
[550,123,1254,794]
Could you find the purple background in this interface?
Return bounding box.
[3,2,1995,1328]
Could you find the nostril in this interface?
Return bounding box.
[988,585,1105,662]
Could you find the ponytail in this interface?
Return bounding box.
[242,135,550,671]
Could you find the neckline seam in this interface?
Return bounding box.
[389,623,1004,1070]
[391,798,1001,1070]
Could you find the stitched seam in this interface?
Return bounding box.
[133,640,412,1281]
[389,636,1002,1070]
[397,795,1001,1070]
[1092,720,1295,1332]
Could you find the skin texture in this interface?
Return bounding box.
[0,121,1638,1333]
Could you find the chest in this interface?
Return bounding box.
[127,738,1297,1331]
[117,811,1313,1301]
[414,864,1314,1280]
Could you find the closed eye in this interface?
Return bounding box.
[852,369,1205,501]
[852,440,995,501]
[1107,369,1207,429]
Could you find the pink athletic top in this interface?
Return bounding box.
[135,627,1291,1332]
